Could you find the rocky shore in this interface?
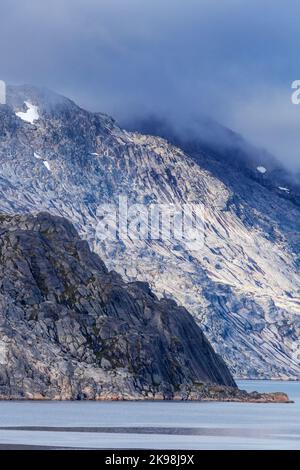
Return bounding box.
[0,387,291,403]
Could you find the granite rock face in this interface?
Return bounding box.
[0,85,299,379]
[0,212,236,400]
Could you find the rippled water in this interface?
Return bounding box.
[0,380,299,449]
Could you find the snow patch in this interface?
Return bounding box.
[257,166,267,174]
[34,153,51,172]
[43,161,51,171]
[16,101,39,124]
[0,342,7,365]
[278,187,290,193]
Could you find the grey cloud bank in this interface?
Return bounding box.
[1,0,300,170]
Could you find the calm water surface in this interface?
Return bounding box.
[0,380,299,449]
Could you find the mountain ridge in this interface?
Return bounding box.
[0,210,234,399]
[0,210,292,403]
[0,84,299,379]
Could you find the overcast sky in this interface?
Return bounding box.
[1,0,300,170]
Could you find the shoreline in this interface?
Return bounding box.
[0,395,293,404]
[0,382,294,404]
[236,378,300,382]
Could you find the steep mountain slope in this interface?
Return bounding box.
[0,85,299,379]
[125,116,300,208]
[0,211,237,399]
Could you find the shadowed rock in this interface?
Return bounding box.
[0,212,236,400]
[0,212,291,402]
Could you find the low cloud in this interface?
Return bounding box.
[1,0,300,170]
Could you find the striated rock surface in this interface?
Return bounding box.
[0,211,238,400]
[0,85,299,379]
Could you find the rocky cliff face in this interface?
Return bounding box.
[0,212,237,400]
[0,85,299,379]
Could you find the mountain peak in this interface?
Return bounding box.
[0,210,239,399]
[6,84,76,113]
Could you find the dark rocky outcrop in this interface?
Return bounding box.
[0,212,291,402]
[0,212,237,400]
[0,211,290,402]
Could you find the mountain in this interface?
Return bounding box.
[124,115,300,206]
[0,211,291,402]
[0,84,299,379]
[0,211,237,400]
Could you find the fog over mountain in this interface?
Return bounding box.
[1,0,300,170]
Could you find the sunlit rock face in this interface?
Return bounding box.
[0,84,299,379]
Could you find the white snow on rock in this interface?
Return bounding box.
[0,342,7,365]
[43,161,51,171]
[279,187,290,193]
[16,101,39,124]
[257,166,267,174]
[34,153,51,172]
